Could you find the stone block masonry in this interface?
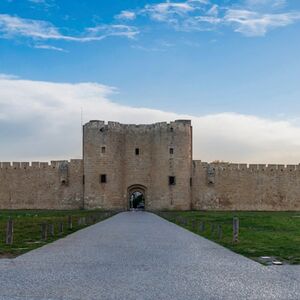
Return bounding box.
[0,120,300,211]
[83,120,192,210]
[192,161,300,211]
[0,160,83,209]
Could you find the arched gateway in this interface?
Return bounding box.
[128,184,147,210]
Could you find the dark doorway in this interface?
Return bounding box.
[129,191,145,210]
[127,184,147,211]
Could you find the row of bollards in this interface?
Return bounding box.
[174,215,239,243]
[41,222,65,241]
[4,212,114,245]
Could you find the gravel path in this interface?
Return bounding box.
[0,211,299,300]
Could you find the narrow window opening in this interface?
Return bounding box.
[169,148,174,155]
[190,177,192,187]
[83,175,85,185]
[135,148,140,155]
[101,146,106,154]
[61,180,66,185]
[169,176,176,185]
[100,174,107,183]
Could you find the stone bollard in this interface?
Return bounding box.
[41,223,47,240]
[191,220,196,231]
[58,222,64,234]
[5,218,14,245]
[233,217,239,243]
[48,224,54,237]
[82,217,86,225]
[78,217,82,226]
[217,224,222,240]
[200,221,205,232]
[68,216,72,230]
[211,223,215,235]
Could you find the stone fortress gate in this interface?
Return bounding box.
[0,120,300,211]
[83,120,192,210]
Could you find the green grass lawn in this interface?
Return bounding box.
[158,211,300,265]
[0,210,116,258]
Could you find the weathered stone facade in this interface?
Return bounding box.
[0,119,300,211]
[83,120,192,210]
[0,160,83,209]
[192,162,300,211]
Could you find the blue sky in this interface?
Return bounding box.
[1,0,300,163]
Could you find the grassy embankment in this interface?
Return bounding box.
[158,211,300,264]
[0,210,115,258]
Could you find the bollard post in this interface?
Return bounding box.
[233,217,239,243]
[41,223,47,240]
[200,221,205,232]
[191,220,196,231]
[48,224,54,237]
[82,217,86,225]
[211,223,215,236]
[59,222,64,234]
[5,218,14,245]
[68,216,72,230]
[217,224,222,240]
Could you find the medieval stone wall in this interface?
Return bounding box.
[1,119,300,211]
[0,160,83,209]
[83,120,192,210]
[192,161,300,211]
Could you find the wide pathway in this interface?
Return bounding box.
[0,212,299,300]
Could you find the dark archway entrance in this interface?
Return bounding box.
[128,185,146,210]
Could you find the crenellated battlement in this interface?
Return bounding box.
[0,159,83,170]
[83,119,192,133]
[193,160,300,172]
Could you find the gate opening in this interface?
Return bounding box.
[129,191,145,210]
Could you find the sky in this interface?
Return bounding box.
[0,0,300,163]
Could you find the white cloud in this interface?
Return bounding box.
[1,75,300,164]
[224,9,300,36]
[0,14,62,39]
[86,25,139,40]
[27,0,57,9]
[0,14,139,43]
[115,1,300,36]
[245,0,287,9]
[0,73,19,79]
[115,10,136,20]
[34,44,68,52]
[207,4,219,17]
[139,1,219,31]
[143,2,195,22]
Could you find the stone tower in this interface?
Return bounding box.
[83,120,193,210]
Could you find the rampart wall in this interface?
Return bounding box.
[1,119,300,211]
[192,161,300,211]
[0,160,83,209]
